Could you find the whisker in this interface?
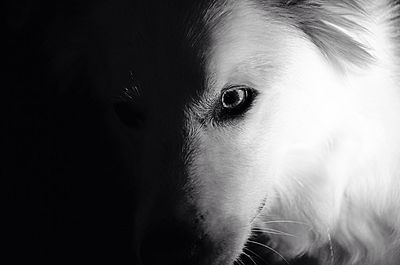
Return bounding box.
[251,228,297,238]
[253,226,295,233]
[327,227,335,264]
[247,240,290,265]
[263,220,310,226]
[262,220,313,229]
[235,256,245,265]
[242,250,258,265]
[244,247,270,265]
[252,226,286,231]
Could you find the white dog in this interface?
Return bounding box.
[135,1,400,264]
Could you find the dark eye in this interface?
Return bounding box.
[113,72,146,129]
[114,99,146,129]
[221,87,247,109]
[219,86,257,119]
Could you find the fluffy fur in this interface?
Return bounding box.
[183,0,400,264]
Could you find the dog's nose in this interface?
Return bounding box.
[139,219,209,265]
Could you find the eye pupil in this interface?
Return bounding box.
[216,86,257,121]
[222,88,246,109]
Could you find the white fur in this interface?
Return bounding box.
[185,1,400,264]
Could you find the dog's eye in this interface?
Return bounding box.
[113,72,146,129]
[114,99,146,129]
[221,87,247,109]
[218,86,257,119]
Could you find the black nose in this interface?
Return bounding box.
[139,220,209,265]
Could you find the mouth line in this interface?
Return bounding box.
[250,196,268,224]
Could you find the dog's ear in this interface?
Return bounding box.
[275,0,374,68]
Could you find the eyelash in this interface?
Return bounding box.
[113,75,146,128]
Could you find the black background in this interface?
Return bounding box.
[3,1,318,264]
[4,1,141,264]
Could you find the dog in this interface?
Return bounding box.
[112,0,400,264]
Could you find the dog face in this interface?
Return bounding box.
[184,1,347,262]
[131,1,400,265]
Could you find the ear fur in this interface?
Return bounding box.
[271,0,375,68]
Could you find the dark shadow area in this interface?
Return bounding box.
[3,1,319,264]
[4,1,139,264]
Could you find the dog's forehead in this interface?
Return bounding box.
[184,0,295,104]
[129,0,283,104]
[206,3,290,87]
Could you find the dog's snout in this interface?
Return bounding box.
[139,219,210,265]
